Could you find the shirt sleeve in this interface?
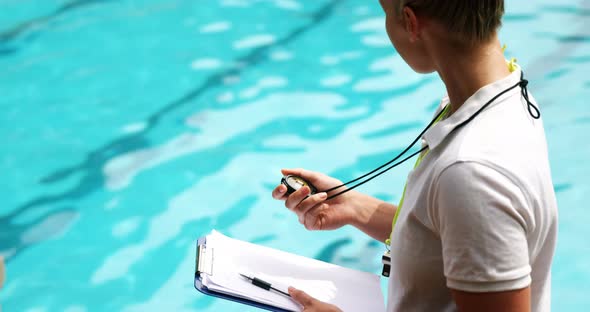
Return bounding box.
[433,161,532,292]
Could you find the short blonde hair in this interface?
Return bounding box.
[395,0,505,43]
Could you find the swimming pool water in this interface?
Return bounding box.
[1,0,589,311]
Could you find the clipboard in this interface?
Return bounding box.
[193,230,385,311]
[194,236,292,312]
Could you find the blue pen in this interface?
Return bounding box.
[239,273,291,297]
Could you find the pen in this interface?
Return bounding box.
[239,273,291,297]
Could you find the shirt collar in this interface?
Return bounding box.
[423,66,522,150]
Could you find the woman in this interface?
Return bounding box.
[272,1,558,311]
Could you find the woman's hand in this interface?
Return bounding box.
[272,168,358,231]
[288,287,342,312]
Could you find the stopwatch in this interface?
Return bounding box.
[280,175,318,195]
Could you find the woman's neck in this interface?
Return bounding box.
[431,37,511,115]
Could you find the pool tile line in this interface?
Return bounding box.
[0,0,115,45]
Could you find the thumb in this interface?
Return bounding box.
[288,286,315,308]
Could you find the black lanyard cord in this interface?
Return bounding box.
[325,146,427,200]
[322,71,540,200]
[451,71,540,133]
[520,76,541,119]
[321,107,448,195]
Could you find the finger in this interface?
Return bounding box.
[293,192,327,223]
[284,186,311,211]
[288,287,315,308]
[272,184,288,200]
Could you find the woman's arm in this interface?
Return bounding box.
[349,191,397,243]
[451,287,531,312]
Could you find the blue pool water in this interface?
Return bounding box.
[1,0,589,311]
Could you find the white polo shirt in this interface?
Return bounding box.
[386,67,558,312]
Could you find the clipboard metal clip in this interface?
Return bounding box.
[196,244,214,276]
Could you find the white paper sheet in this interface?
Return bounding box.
[199,230,385,312]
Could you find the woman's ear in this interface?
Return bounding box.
[403,6,420,42]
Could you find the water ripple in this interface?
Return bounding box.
[1,0,345,261]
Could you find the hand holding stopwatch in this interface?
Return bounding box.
[281,175,318,195]
[276,170,357,231]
